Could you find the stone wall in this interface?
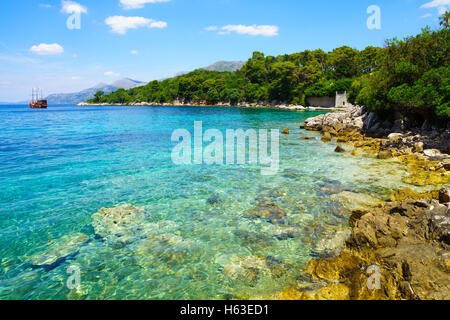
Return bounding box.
[306,96,336,108]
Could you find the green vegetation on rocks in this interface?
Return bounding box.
[89,13,449,122]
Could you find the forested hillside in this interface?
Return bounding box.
[90,14,449,120]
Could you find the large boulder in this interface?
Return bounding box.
[302,106,365,132]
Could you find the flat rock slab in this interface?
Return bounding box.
[29,233,90,267]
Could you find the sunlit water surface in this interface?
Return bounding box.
[0,105,422,299]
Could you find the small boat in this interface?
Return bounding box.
[29,88,47,109]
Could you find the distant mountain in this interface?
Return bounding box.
[45,78,145,105]
[173,60,246,78]
[202,61,245,72]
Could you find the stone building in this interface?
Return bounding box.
[306,91,353,108]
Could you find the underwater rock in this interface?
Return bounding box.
[334,145,346,153]
[282,169,302,179]
[316,179,345,195]
[321,132,332,142]
[135,232,199,268]
[207,195,221,206]
[222,255,291,284]
[29,233,89,268]
[91,204,148,246]
[377,150,392,159]
[282,128,290,135]
[244,201,287,224]
[234,230,273,249]
[264,256,291,278]
[314,230,351,255]
[222,256,266,284]
[332,191,382,210]
[272,226,300,240]
[300,136,316,140]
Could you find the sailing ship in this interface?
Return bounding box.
[29,88,47,109]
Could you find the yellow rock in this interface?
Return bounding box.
[389,188,439,202]
[315,283,350,300]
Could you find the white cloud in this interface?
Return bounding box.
[130,50,139,54]
[421,0,450,8]
[105,71,121,77]
[421,13,433,18]
[105,16,167,34]
[216,25,279,37]
[61,1,87,14]
[438,6,448,14]
[204,26,218,32]
[30,43,64,55]
[421,0,449,15]
[120,0,171,10]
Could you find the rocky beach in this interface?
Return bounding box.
[271,106,450,300]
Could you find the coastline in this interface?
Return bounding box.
[274,106,450,300]
[77,101,345,112]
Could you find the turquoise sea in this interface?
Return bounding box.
[0,105,420,300]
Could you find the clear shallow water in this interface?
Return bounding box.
[0,105,419,300]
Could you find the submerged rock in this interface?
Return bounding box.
[29,233,89,268]
[377,150,392,159]
[314,230,351,256]
[91,204,148,247]
[282,128,290,135]
[244,201,287,224]
[207,195,221,206]
[332,191,382,210]
[321,132,332,142]
[222,255,291,284]
[234,230,273,249]
[334,145,346,153]
[135,232,199,268]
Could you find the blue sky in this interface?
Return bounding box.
[0,0,447,101]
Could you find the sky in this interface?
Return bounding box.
[0,0,448,101]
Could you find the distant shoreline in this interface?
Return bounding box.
[77,101,345,112]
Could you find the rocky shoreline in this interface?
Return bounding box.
[276,106,450,300]
[77,101,344,112]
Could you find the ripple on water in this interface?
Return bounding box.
[0,106,435,300]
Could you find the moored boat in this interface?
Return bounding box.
[29,88,47,109]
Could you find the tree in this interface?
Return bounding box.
[268,61,298,102]
[242,51,268,84]
[327,46,360,79]
[359,46,382,74]
[440,11,450,28]
[356,27,450,119]
[93,90,104,103]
